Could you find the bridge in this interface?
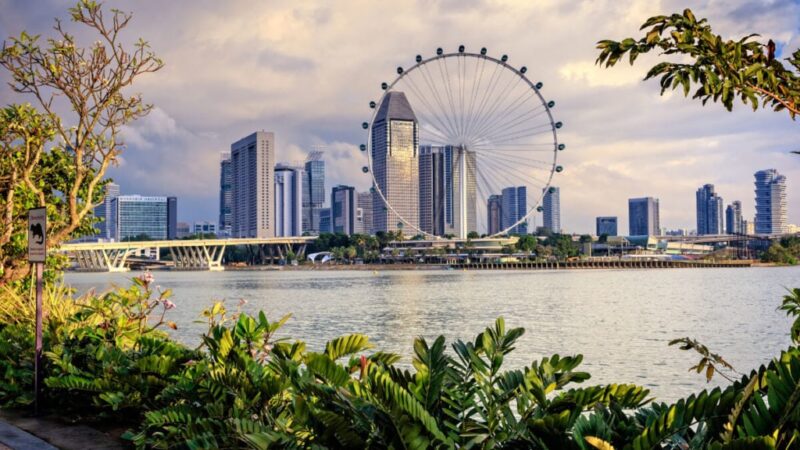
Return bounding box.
[59,237,315,272]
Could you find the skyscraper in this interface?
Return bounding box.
[501,186,527,235]
[274,164,303,237]
[371,91,419,233]
[628,197,660,236]
[357,191,373,234]
[696,184,724,235]
[110,195,171,240]
[94,182,120,240]
[754,169,788,234]
[487,195,503,236]
[725,201,744,235]
[319,207,332,234]
[231,131,275,238]
[332,185,356,235]
[542,186,561,234]
[167,196,178,240]
[596,216,618,236]
[219,152,232,236]
[418,145,476,237]
[303,152,325,233]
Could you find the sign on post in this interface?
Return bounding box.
[28,207,46,263]
[28,207,46,415]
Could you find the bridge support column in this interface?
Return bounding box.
[170,244,226,271]
[74,249,132,272]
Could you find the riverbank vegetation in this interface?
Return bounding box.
[1,274,799,448]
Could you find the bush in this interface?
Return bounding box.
[1,276,800,448]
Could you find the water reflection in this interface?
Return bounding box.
[65,266,799,402]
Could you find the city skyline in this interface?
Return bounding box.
[1,1,798,233]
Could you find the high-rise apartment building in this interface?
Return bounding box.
[725,201,744,235]
[754,169,787,234]
[696,184,724,235]
[371,92,419,233]
[219,152,232,236]
[93,182,120,241]
[274,164,303,237]
[418,145,476,237]
[596,216,618,237]
[110,195,175,241]
[542,186,561,234]
[332,185,356,235]
[487,194,503,236]
[231,131,275,238]
[628,197,660,236]
[501,186,527,235]
[319,207,332,234]
[303,153,325,233]
[357,191,373,234]
[193,221,217,235]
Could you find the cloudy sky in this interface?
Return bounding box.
[1,0,798,233]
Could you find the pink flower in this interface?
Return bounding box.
[137,272,154,286]
[163,299,176,310]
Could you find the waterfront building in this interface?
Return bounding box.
[110,195,176,241]
[357,191,373,234]
[745,219,755,235]
[332,185,356,235]
[696,184,724,235]
[93,182,120,241]
[193,221,217,235]
[231,131,275,238]
[754,169,788,234]
[628,197,660,236]
[596,216,618,237]
[176,222,191,238]
[274,164,303,237]
[319,207,332,234]
[418,145,477,237]
[303,152,325,233]
[725,201,744,234]
[219,152,232,236]
[542,186,561,234]
[487,195,503,235]
[501,186,527,235]
[371,91,419,233]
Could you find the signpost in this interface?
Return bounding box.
[28,207,46,415]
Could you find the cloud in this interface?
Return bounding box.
[0,0,798,230]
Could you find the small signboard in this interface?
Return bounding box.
[28,207,46,263]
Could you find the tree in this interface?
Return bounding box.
[516,235,537,253]
[597,9,800,120]
[0,1,163,283]
[467,231,480,239]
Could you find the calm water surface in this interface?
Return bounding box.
[65,266,800,402]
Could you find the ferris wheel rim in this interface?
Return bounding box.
[363,49,561,239]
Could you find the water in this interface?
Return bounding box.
[65,266,800,402]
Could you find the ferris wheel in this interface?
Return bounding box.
[361,46,563,238]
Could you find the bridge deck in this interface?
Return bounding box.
[60,236,315,251]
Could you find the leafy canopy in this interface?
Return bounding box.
[597,9,800,119]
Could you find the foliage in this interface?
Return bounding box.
[596,9,800,119]
[0,0,162,283]
[2,276,800,448]
[761,242,798,265]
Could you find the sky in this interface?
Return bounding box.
[0,0,798,234]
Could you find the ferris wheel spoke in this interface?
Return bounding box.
[467,73,522,142]
[405,73,460,141]
[478,127,555,146]
[466,62,503,144]
[471,148,554,168]
[463,56,488,143]
[419,62,460,140]
[472,88,541,141]
[479,154,551,188]
[436,57,462,140]
[475,107,551,144]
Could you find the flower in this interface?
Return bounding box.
[163,299,176,310]
[238,298,248,307]
[137,271,154,286]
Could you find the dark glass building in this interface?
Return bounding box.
[628,197,660,236]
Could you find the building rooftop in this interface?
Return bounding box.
[375,91,417,123]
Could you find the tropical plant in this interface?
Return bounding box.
[596,9,800,120]
[0,0,162,283]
